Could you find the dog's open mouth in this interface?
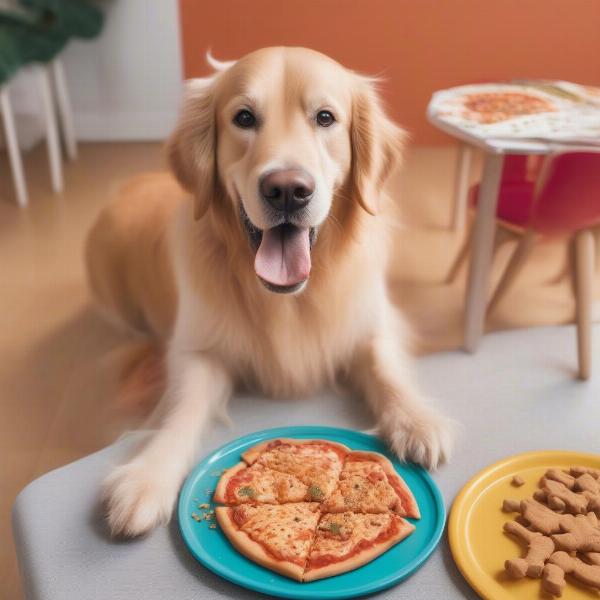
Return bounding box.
[241,205,317,294]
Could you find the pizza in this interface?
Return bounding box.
[461,91,556,124]
[215,503,321,581]
[304,511,415,581]
[212,438,419,581]
[322,451,420,518]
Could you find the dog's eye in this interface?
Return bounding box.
[316,110,335,127]
[233,109,256,129]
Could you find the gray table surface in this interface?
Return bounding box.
[12,325,600,600]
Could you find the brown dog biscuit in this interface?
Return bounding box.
[548,551,600,590]
[570,466,600,480]
[574,473,600,494]
[542,479,588,514]
[541,562,566,597]
[544,469,576,490]
[504,521,554,578]
[502,499,521,513]
[548,496,566,513]
[551,513,600,553]
[521,499,564,535]
[512,475,525,487]
[582,552,600,566]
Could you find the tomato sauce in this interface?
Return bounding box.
[225,467,254,502]
[307,516,400,569]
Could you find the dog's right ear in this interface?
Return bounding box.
[167,77,218,220]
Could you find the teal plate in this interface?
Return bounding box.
[178,426,445,599]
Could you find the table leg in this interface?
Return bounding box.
[463,152,504,352]
[451,143,472,230]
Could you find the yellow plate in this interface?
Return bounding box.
[448,450,600,600]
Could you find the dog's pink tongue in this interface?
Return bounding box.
[255,225,311,287]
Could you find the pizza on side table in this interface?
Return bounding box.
[213,438,419,582]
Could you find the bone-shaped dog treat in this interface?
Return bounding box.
[503,521,554,578]
[502,499,521,513]
[570,466,600,480]
[575,473,600,494]
[541,563,566,597]
[548,551,600,590]
[576,475,600,517]
[583,552,600,566]
[585,494,600,518]
[521,499,564,535]
[552,513,600,552]
[542,479,588,514]
[548,496,566,513]
[544,469,576,490]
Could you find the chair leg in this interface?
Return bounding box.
[487,229,537,316]
[50,58,77,160]
[37,66,63,193]
[451,143,472,230]
[447,222,516,284]
[573,229,594,380]
[0,86,28,206]
[446,223,474,283]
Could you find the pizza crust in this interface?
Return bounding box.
[215,507,305,581]
[241,438,351,465]
[303,516,415,581]
[346,451,421,519]
[212,462,247,504]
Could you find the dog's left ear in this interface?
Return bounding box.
[350,78,406,215]
[167,77,218,220]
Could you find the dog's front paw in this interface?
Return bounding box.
[383,404,458,471]
[102,461,178,537]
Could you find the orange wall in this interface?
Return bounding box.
[178,0,600,144]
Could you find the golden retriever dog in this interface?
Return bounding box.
[86,47,455,537]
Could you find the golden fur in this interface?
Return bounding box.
[86,47,455,537]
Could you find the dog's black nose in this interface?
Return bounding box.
[259,169,315,213]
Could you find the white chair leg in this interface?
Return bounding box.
[0,86,28,207]
[37,66,63,193]
[50,58,77,160]
[451,143,472,230]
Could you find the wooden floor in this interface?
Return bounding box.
[1,143,597,598]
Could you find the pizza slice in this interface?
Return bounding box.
[213,462,308,504]
[322,452,420,518]
[215,502,321,581]
[303,511,415,581]
[242,438,350,501]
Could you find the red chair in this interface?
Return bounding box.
[446,155,538,282]
[450,153,600,379]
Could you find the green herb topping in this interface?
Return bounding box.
[308,485,323,500]
[329,522,342,534]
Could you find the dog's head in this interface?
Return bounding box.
[168,47,404,294]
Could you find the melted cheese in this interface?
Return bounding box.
[234,503,320,565]
[309,512,394,562]
[323,462,400,513]
[255,444,343,499]
[229,465,308,504]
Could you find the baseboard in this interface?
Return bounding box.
[73,110,178,141]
